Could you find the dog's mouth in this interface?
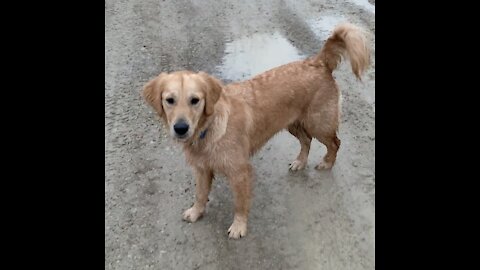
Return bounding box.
[172,132,192,143]
[174,134,188,140]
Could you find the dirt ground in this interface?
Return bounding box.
[105,0,375,269]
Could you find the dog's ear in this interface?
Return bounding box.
[143,73,167,118]
[198,72,223,116]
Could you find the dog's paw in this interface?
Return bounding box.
[315,161,333,170]
[182,207,204,223]
[227,219,247,239]
[289,159,306,171]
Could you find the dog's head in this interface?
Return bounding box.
[143,71,223,142]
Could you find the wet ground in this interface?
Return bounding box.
[105,0,375,269]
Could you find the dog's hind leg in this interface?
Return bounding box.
[288,122,312,171]
[305,96,341,170]
[314,132,340,170]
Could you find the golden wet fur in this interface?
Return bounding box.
[143,23,370,239]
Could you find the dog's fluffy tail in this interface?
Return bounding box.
[313,23,370,79]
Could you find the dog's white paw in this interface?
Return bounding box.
[182,206,204,223]
[289,159,306,171]
[315,161,333,170]
[228,219,247,239]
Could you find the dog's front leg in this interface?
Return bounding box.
[227,164,252,239]
[182,166,213,223]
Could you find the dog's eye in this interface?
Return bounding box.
[191,98,199,105]
[166,98,175,105]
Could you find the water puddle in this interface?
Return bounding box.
[217,32,304,82]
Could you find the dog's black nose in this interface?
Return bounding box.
[173,121,189,136]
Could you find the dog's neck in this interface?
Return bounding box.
[199,128,208,139]
[191,126,209,145]
[186,99,229,150]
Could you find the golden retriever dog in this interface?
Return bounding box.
[143,23,370,239]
